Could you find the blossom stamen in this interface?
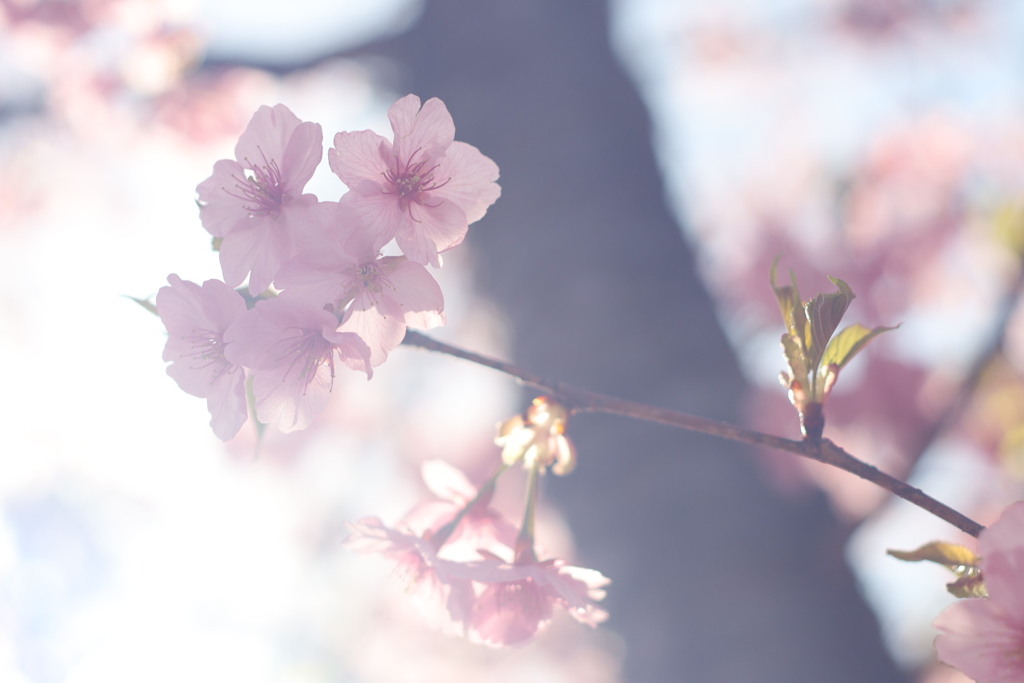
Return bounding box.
[223,147,288,216]
[269,326,337,395]
[381,147,453,220]
[181,326,234,381]
[354,261,394,294]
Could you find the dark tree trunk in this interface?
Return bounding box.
[364,2,909,681]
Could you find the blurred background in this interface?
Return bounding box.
[3,0,1024,681]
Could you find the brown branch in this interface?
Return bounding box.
[402,331,985,538]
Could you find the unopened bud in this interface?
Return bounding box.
[495,397,577,475]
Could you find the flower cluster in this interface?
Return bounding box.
[345,452,609,647]
[154,96,607,648]
[156,95,500,437]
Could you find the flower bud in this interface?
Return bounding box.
[495,397,577,475]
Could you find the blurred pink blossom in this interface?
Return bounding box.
[1,0,119,38]
[196,104,323,294]
[329,94,500,267]
[149,70,271,147]
[156,274,248,441]
[935,501,1024,682]
[466,558,609,648]
[345,516,479,632]
[403,460,518,555]
[345,461,608,646]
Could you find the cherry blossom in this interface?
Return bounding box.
[401,460,518,557]
[328,94,500,267]
[345,516,480,632]
[466,558,610,647]
[935,501,1024,683]
[275,201,445,367]
[344,461,608,646]
[156,275,248,441]
[343,462,511,626]
[196,103,323,294]
[222,294,370,432]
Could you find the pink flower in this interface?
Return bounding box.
[466,558,610,647]
[402,460,518,556]
[222,295,370,432]
[156,274,248,441]
[344,462,514,633]
[345,516,478,631]
[344,462,609,646]
[196,104,323,294]
[328,94,500,267]
[275,201,445,367]
[935,501,1024,682]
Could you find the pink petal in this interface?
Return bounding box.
[275,209,360,306]
[323,324,373,377]
[542,563,610,626]
[251,358,334,432]
[981,502,1024,615]
[200,277,249,323]
[383,258,445,329]
[157,275,205,337]
[196,159,249,237]
[219,196,319,294]
[935,599,1024,683]
[435,141,501,224]
[280,120,324,194]
[229,104,323,197]
[275,250,349,302]
[206,365,248,441]
[338,190,406,248]
[329,129,390,188]
[420,460,477,502]
[343,517,475,633]
[340,294,405,368]
[234,104,301,168]
[216,214,290,292]
[395,198,467,267]
[469,579,552,647]
[389,95,455,161]
[337,203,393,259]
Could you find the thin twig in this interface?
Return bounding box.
[906,262,1024,467]
[402,331,985,538]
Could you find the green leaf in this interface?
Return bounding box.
[770,260,807,347]
[888,541,979,566]
[780,333,809,388]
[127,295,159,316]
[804,276,854,368]
[820,322,898,371]
[888,542,987,598]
